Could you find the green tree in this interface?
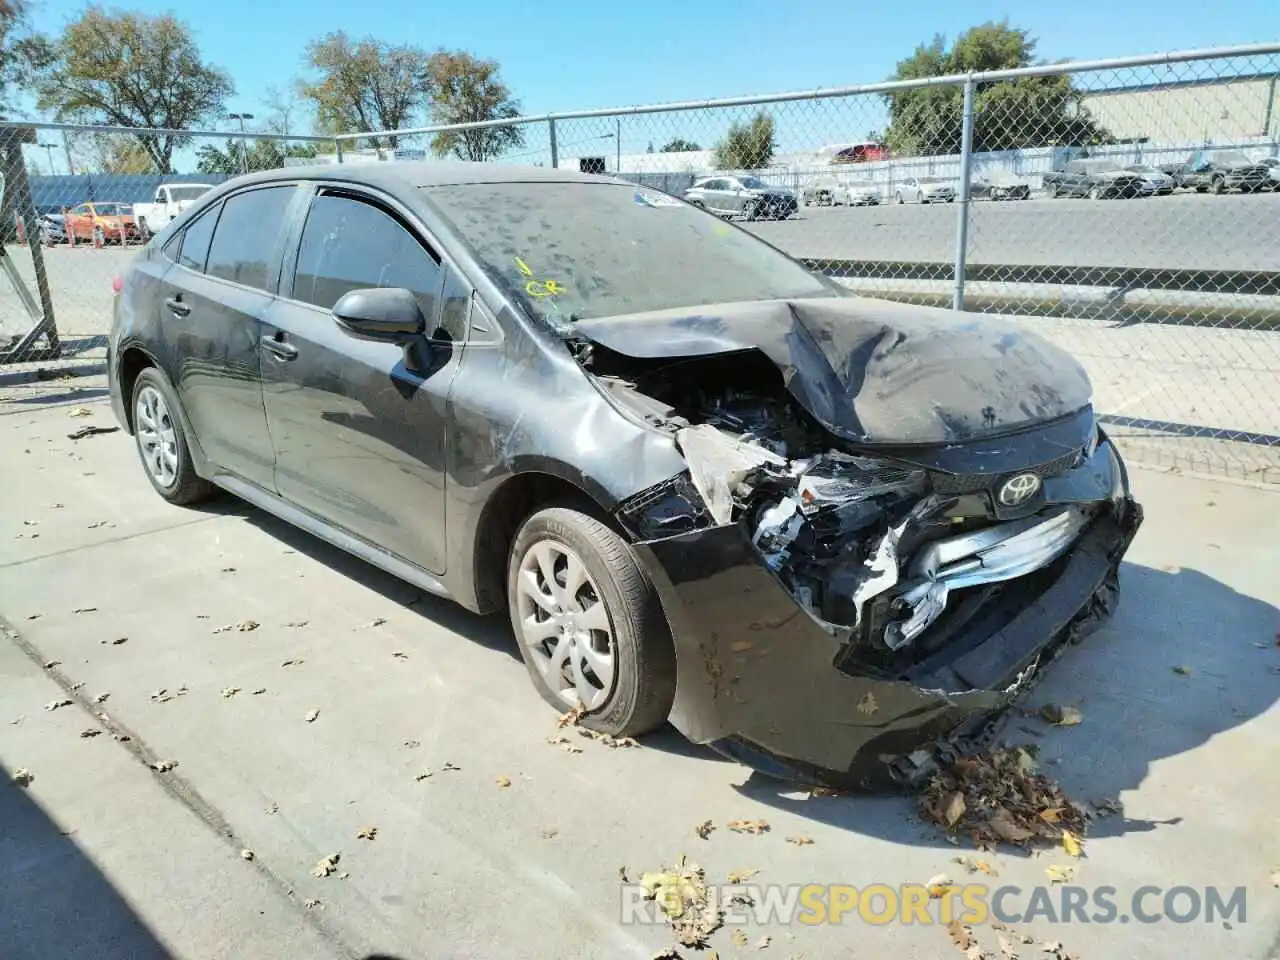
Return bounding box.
[1,0,41,114]
[25,7,232,173]
[713,112,774,170]
[661,137,701,152]
[426,51,523,161]
[195,137,319,174]
[884,21,1109,156]
[300,32,431,147]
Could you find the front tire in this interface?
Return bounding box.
[131,368,215,505]
[507,506,676,737]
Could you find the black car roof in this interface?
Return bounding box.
[225,160,632,191]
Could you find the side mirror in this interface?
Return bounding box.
[333,287,426,342]
[332,287,431,373]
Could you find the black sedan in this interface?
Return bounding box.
[107,163,1142,789]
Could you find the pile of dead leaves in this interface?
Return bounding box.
[921,745,1088,854]
[634,856,723,949]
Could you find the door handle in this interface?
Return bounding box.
[261,333,298,361]
[165,296,191,317]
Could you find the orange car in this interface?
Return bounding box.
[64,201,143,246]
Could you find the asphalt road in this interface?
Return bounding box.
[745,192,1280,271]
[1,397,1277,960]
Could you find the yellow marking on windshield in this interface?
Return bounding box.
[514,257,567,299]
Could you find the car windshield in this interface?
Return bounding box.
[94,203,131,215]
[738,177,769,189]
[427,181,836,328]
[918,178,944,184]
[166,185,211,202]
[1212,151,1249,164]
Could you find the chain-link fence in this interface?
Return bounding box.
[0,124,335,397]
[3,43,1278,479]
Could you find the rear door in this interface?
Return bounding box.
[159,184,299,490]
[260,186,466,575]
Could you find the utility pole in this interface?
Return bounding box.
[615,116,621,174]
[38,142,57,175]
[228,113,255,175]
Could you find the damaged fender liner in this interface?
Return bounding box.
[632,498,1143,788]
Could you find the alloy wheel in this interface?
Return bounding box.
[515,538,616,710]
[135,384,180,489]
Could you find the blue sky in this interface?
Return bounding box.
[15,0,1280,169]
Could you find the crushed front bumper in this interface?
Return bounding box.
[632,443,1143,790]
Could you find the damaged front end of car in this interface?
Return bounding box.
[576,299,1143,790]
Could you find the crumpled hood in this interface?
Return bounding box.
[573,296,1093,445]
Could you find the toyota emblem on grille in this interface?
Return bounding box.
[998,472,1041,506]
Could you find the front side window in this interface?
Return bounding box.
[205,186,296,291]
[292,193,442,317]
[426,181,836,329]
[178,202,221,273]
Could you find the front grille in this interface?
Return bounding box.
[929,447,1083,496]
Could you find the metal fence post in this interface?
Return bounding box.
[334,137,344,164]
[548,118,558,169]
[952,75,976,312]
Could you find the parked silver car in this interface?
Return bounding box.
[1125,164,1176,196]
[833,178,880,206]
[684,176,798,220]
[800,178,839,206]
[893,177,957,204]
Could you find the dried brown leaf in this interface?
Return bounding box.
[927,874,955,898]
[392,651,409,660]
[303,898,321,909]
[786,835,815,846]
[755,934,772,949]
[495,775,512,788]
[241,849,255,861]
[220,687,241,699]
[92,692,109,704]
[856,691,879,716]
[13,768,34,787]
[556,705,585,728]
[726,869,759,884]
[304,709,319,723]
[731,929,749,948]
[357,826,377,840]
[1039,704,1082,726]
[695,819,715,839]
[311,853,341,878]
[237,619,260,632]
[1172,664,1192,676]
[286,620,309,628]
[1269,869,1280,887]
[251,687,267,695]
[43,659,61,669]
[727,819,770,835]
[944,791,967,826]
[415,771,433,781]
[79,728,101,738]
[69,407,92,417]
[45,699,73,711]
[281,658,303,667]
[150,760,178,772]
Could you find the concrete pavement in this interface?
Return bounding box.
[1,395,1278,959]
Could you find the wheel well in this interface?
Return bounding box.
[471,472,612,614]
[117,348,155,431]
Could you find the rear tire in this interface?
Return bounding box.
[1211,176,1225,195]
[507,506,676,738]
[130,368,216,506]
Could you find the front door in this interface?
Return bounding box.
[162,185,297,489]
[259,188,465,575]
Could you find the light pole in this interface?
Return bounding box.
[228,113,255,174]
[38,142,57,175]
[615,117,621,173]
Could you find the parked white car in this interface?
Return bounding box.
[133,183,215,237]
[1262,157,1280,190]
[833,178,880,206]
[893,177,957,204]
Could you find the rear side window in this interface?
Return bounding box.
[292,193,442,316]
[205,186,295,291]
[178,203,220,272]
